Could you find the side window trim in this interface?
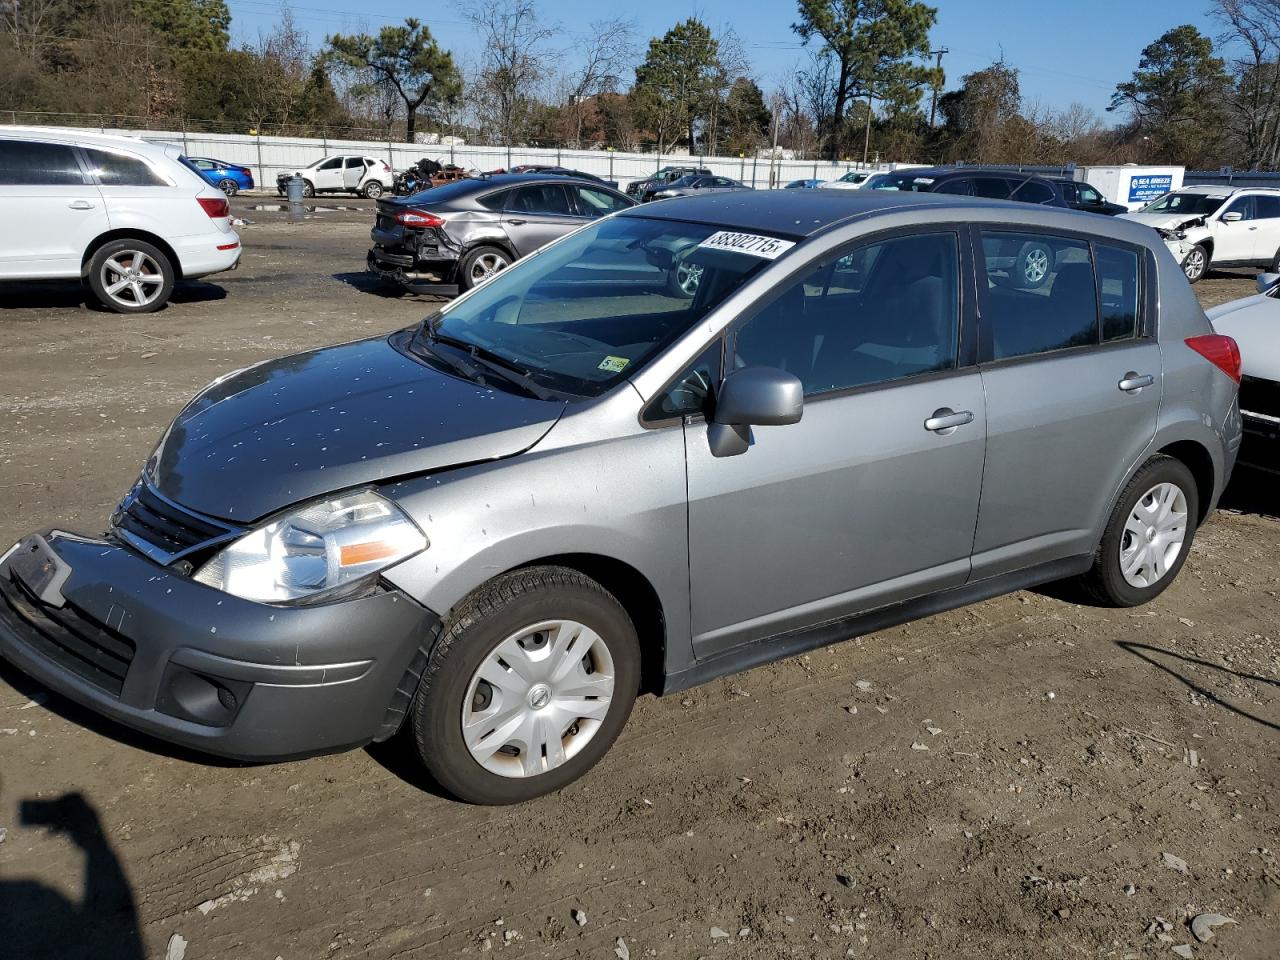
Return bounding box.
[1090,238,1147,343]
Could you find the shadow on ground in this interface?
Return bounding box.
[0,280,226,312]
[1115,640,1278,732]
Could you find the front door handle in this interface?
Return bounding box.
[68,200,95,210]
[924,407,975,434]
[1118,372,1155,393]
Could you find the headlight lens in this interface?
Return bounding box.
[193,490,427,603]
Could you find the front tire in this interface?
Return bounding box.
[86,239,175,314]
[301,179,315,198]
[1075,455,1198,607]
[1182,244,1208,283]
[409,567,641,805]
[1015,241,1053,289]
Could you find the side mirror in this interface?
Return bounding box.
[707,367,804,458]
[1256,272,1280,294]
[1223,211,1243,222]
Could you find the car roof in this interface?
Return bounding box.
[468,172,617,189]
[0,125,176,158]
[619,188,1159,246]
[1173,183,1280,195]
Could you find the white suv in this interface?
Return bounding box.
[1122,185,1280,283]
[0,127,241,313]
[275,155,394,199]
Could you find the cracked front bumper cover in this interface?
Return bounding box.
[0,530,440,761]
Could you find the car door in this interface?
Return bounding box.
[0,138,108,279]
[1213,195,1258,262]
[311,156,344,191]
[1251,195,1280,265]
[502,184,583,256]
[342,157,365,191]
[680,229,987,657]
[971,228,1161,578]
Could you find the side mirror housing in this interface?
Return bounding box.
[707,367,804,458]
[1257,272,1280,294]
[1223,211,1243,222]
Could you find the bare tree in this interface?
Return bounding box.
[1216,0,1280,168]
[559,17,634,147]
[465,0,554,144]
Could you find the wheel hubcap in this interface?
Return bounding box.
[1119,481,1189,588]
[471,253,508,284]
[462,619,615,778]
[1024,249,1049,283]
[100,251,164,307]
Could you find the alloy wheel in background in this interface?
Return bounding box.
[1022,246,1050,286]
[99,250,166,310]
[469,251,509,286]
[461,619,616,778]
[217,178,238,196]
[1119,481,1189,588]
[1183,246,1207,282]
[363,180,385,199]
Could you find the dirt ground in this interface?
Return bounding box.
[0,201,1276,960]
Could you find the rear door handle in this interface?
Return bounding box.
[68,200,95,210]
[924,407,975,434]
[507,218,527,226]
[1118,373,1154,393]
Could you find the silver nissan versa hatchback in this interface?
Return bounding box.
[0,191,1242,804]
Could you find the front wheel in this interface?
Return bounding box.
[1182,244,1208,283]
[409,567,641,804]
[1074,455,1199,607]
[86,239,175,314]
[1015,241,1053,288]
[301,179,315,198]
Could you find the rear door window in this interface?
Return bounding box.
[507,184,576,216]
[1095,244,1141,342]
[978,231,1098,361]
[83,148,169,186]
[0,140,85,185]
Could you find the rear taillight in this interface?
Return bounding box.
[238,167,252,176]
[1185,334,1242,384]
[394,208,445,228]
[198,196,230,218]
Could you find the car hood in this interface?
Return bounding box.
[1207,296,1280,381]
[149,334,564,522]
[1120,211,1209,231]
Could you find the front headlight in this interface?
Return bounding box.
[193,490,427,604]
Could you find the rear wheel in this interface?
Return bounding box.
[1015,240,1053,288]
[1075,455,1199,607]
[460,245,511,290]
[216,178,238,197]
[1183,245,1208,283]
[86,239,175,314]
[363,180,385,199]
[409,566,641,804]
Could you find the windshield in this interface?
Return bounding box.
[867,171,935,192]
[839,171,868,183]
[413,215,794,397]
[1142,192,1226,216]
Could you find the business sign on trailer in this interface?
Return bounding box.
[1128,174,1174,204]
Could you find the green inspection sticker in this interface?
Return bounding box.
[598,355,630,373]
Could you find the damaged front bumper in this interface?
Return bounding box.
[0,530,440,761]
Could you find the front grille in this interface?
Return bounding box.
[0,572,136,697]
[1240,375,1280,419]
[112,482,239,565]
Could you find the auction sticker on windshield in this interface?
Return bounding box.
[698,231,796,259]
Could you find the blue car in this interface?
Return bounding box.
[186,157,255,196]
[785,178,824,189]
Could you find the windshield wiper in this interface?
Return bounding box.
[421,322,557,401]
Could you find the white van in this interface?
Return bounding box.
[0,126,241,313]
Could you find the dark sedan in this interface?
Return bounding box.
[367,173,635,294]
[1050,178,1127,216]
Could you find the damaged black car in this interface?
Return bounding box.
[367,173,635,294]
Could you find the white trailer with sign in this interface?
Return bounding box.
[1073,165,1184,212]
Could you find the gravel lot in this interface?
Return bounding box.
[0,201,1276,960]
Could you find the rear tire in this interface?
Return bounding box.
[1182,245,1208,283]
[86,239,175,314]
[409,566,641,805]
[1074,455,1199,607]
[217,178,238,197]
[362,180,385,199]
[459,245,511,290]
[1014,240,1053,289]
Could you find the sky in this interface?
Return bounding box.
[225,0,1224,121]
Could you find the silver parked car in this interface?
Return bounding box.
[645,174,750,201]
[0,191,1241,805]
[367,173,635,294]
[1207,274,1279,473]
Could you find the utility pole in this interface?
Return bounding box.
[861,92,873,166]
[928,47,949,127]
